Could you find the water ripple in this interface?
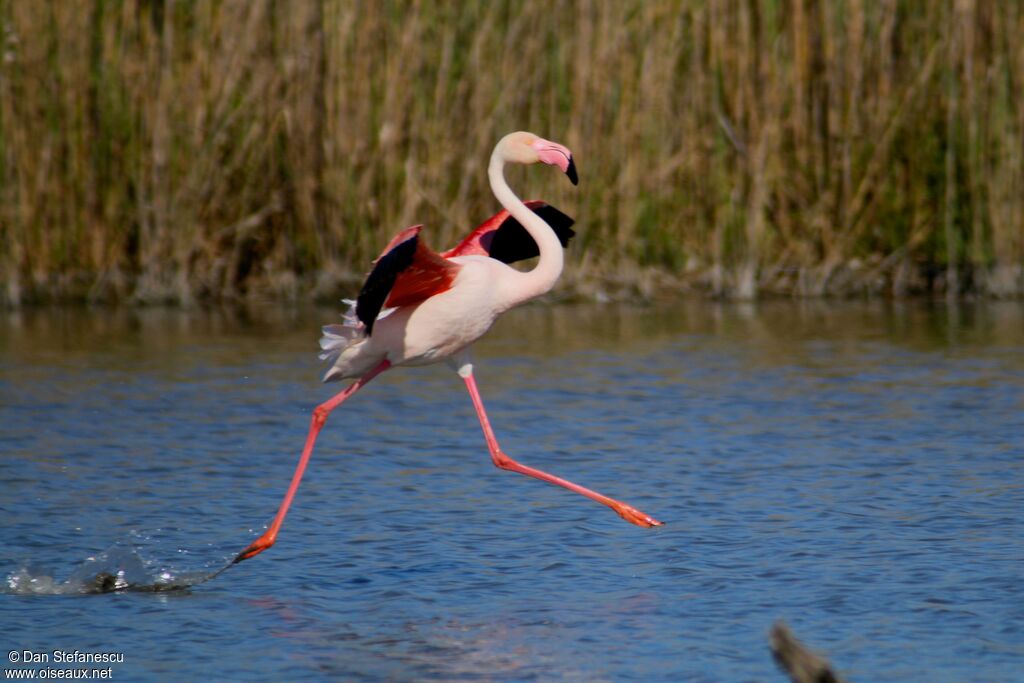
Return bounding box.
[2,301,1023,680]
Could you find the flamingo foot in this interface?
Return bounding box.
[233,532,276,564]
[613,502,664,528]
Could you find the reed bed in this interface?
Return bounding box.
[1,0,1022,305]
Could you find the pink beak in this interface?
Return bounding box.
[532,139,578,185]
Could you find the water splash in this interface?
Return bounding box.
[4,528,241,595]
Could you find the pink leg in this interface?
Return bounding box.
[234,359,391,563]
[462,370,663,528]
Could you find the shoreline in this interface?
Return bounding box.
[4,262,1022,309]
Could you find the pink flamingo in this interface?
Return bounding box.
[235,132,662,563]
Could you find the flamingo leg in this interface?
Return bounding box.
[234,359,391,563]
[461,369,663,528]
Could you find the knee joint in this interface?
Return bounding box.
[492,451,515,470]
[312,405,329,426]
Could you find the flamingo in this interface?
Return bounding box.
[234,132,662,564]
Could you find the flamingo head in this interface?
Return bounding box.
[499,131,578,185]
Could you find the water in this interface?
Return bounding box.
[1,300,1022,681]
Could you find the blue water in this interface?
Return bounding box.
[1,301,1022,681]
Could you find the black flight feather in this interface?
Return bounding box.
[356,232,418,335]
[485,204,576,264]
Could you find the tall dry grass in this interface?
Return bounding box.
[1,0,1022,305]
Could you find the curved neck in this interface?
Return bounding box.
[488,149,564,307]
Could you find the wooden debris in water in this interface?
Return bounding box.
[87,571,196,594]
[769,621,846,683]
[88,572,122,594]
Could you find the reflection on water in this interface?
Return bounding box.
[4,298,1023,367]
[1,300,1022,680]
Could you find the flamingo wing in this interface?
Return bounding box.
[356,225,461,334]
[442,201,575,264]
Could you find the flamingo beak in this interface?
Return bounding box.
[566,156,578,185]
[533,138,578,185]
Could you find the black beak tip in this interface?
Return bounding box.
[566,157,579,186]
